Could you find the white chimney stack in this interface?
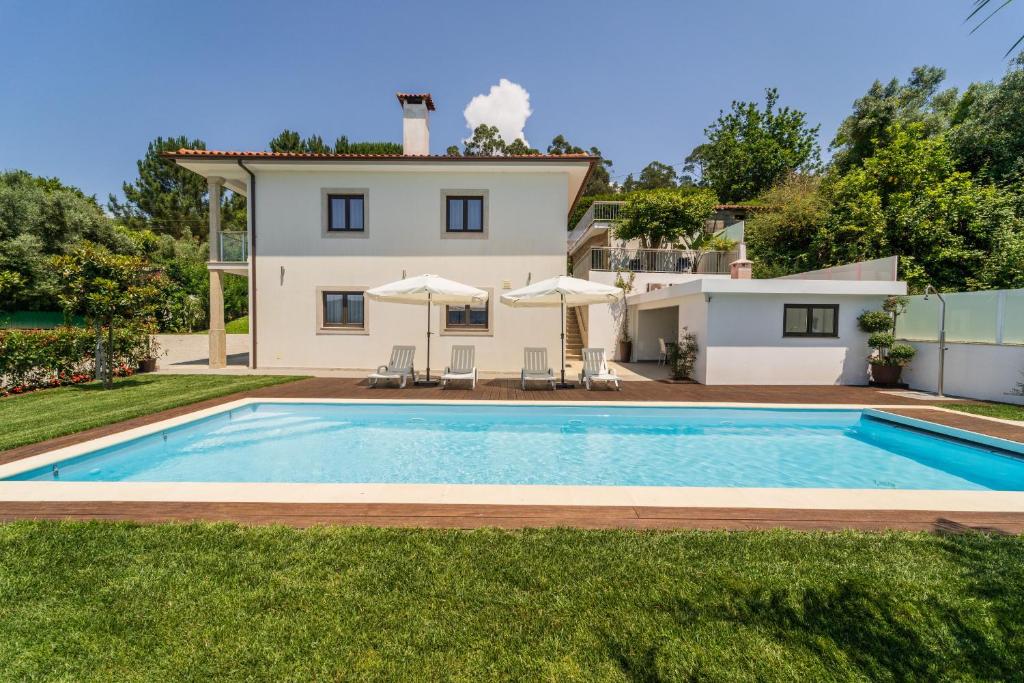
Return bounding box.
[396,92,434,156]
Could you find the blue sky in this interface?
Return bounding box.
[1,0,1022,202]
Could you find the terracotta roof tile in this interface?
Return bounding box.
[395,92,436,111]
[163,149,595,162]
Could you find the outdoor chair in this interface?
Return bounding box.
[579,348,621,391]
[658,338,668,366]
[367,345,416,388]
[441,345,477,389]
[521,347,556,390]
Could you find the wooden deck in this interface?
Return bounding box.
[3,377,1023,533]
[0,502,1022,534]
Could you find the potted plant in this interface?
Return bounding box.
[666,328,699,382]
[858,297,915,385]
[614,269,636,361]
[136,325,162,373]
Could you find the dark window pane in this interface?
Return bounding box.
[447,306,466,325]
[349,197,364,230]
[811,307,835,335]
[324,293,344,325]
[329,198,347,230]
[466,198,483,231]
[784,307,808,334]
[347,294,364,325]
[469,305,488,325]
[448,199,464,231]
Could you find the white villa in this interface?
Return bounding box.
[169,91,907,385]
[168,93,594,372]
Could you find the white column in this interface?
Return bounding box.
[207,177,226,368]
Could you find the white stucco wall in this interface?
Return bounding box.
[586,271,718,360]
[900,341,1024,404]
[703,293,883,385]
[251,169,569,371]
[635,307,678,361]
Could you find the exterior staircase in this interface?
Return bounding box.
[565,307,584,360]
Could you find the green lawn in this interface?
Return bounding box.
[225,315,248,334]
[0,524,1021,680]
[0,374,303,452]
[947,402,1024,422]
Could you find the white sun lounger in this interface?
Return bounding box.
[521,347,555,390]
[442,345,477,389]
[579,348,621,390]
[368,345,416,388]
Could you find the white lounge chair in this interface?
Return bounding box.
[521,347,556,390]
[579,348,621,390]
[442,345,477,389]
[367,345,415,388]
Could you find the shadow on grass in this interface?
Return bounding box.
[603,561,1020,680]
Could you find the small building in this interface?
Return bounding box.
[624,258,906,385]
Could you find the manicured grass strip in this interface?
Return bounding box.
[0,524,1022,681]
[225,316,248,334]
[0,374,304,451]
[947,402,1024,422]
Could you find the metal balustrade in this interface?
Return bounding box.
[575,247,732,276]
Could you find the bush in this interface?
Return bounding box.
[858,310,893,333]
[886,343,917,367]
[868,332,895,350]
[668,328,699,380]
[0,326,150,395]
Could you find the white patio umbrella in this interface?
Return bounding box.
[500,275,623,387]
[366,274,488,385]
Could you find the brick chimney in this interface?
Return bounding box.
[730,243,753,279]
[396,93,435,156]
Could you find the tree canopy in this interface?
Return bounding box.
[687,88,820,203]
[745,58,1024,293]
[547,135,614,194]
[449,125,540,157]
[621,162,679,193]
[269,130,402,155]
[613,188,718,249]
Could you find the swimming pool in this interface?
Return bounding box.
[6,403,1024,491]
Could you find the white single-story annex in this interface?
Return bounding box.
[620,258,908,385]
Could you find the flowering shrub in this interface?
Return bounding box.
[0,326,149,396]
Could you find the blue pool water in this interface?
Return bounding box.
[7,403,1024,490]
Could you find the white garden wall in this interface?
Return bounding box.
[901,341,1024,405]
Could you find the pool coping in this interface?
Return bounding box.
[1,398,1024,514]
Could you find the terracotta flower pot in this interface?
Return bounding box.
[870,363,902,385]
[137,358,157,373]
[617,341,633,362]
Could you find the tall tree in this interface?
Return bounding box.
[53,243,162,388]
[613,188,718,249]
[109,136,221,239]
[687,88,821,203]
[949,53,1024,184]
[1,170,118,311]
[268,129,305,152]
[455,125,538,156]
[621,161,678,193]
[830,66,955,173]
[547,135,614,194]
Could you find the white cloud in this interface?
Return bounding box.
[463,78,533,145]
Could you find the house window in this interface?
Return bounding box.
[327,194,365,231]
[783,304,839,337]
[446,196,484,232]
[446,302,489,329]
[322,291,365,328]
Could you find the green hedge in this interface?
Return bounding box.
[0,327,149,395]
